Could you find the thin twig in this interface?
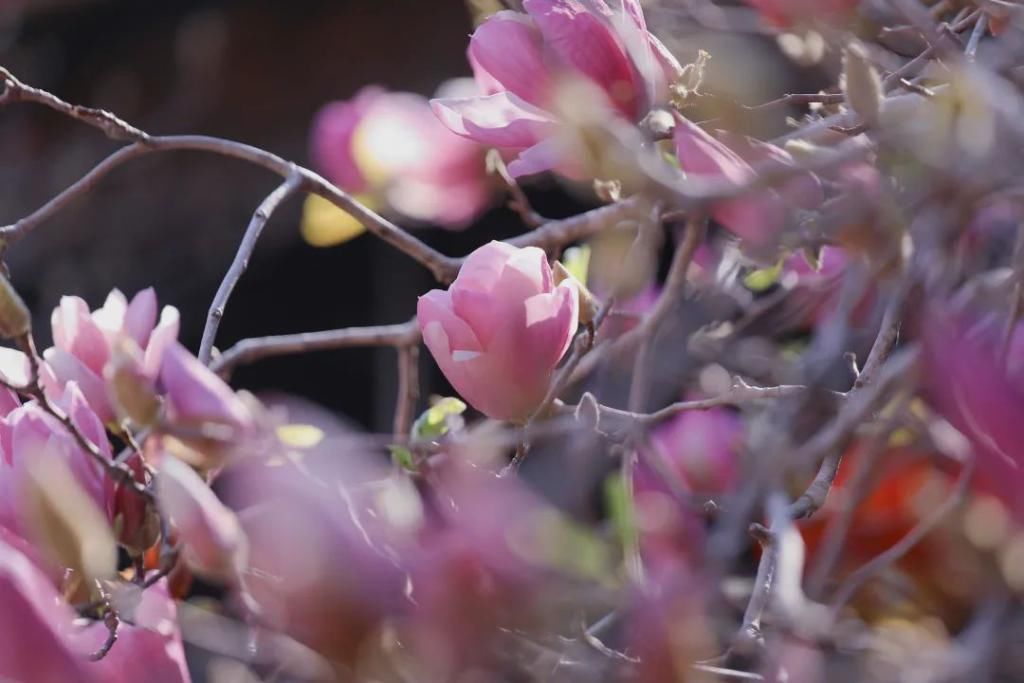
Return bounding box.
[211,320,420,377]
[199,173,303,364]
[627,216,706,413]
[0,67,148,142]
[393,344,420,439]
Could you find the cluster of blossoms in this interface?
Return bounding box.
[9,0,1024,680]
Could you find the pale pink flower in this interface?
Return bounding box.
[675,114,794,245]
[432,0,682,178]
[417,241,579,421]
[159,342,253,436]
[42,289,179,423]
[156,455,246,581]
[311,84,492,228]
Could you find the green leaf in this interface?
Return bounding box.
[388,445,417,472]
[743,261,784,292]
[411,397,467,440]
[560,245,592,286]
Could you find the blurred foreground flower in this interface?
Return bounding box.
[742,0,860,27]
[306,83,494,246]
[432,0,682,178]
[418,241,579,421]
[673,118,823,249]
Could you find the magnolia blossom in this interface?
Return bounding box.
[921,307,1024,521]
[308,83,492,245]
[633,407,741,570]
[673,116,823,246]
[432,0,682,177]
[0,384,110,533]
[42,289,179,424]
[418,241,579,421]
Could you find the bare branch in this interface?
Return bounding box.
[211,320,420,378]
[199,172,303,364]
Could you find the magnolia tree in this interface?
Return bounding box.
[2,0,1024,680]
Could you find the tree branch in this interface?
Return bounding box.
[211,320,420,377]
[199,172,303,364]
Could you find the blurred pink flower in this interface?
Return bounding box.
[921,306,1024,521]
[156,456,245,581]
[432,0,682,177]
[159,342,254,438]
[673,117,822,246]
[418,241,579,421]
[780,246,876,329]
[0,535,100,682]
[42,289,179,423]
[743,0,860,27]
[633,407,741,570]
[311,84,493,228]
[0,384,112,537]
[84,581,191,683]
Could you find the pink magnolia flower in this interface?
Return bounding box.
[87,580,191,683]
[634,407,741,570]
[0,535,101,682]
[159,342,254,440]
[0,384,112,536]
[156,455,246,581]
[311,84,493,229]
[417,241,579,421]
[743,0,860,27]
[920,306,1024,521]
[673,117,823,246]
[42,289,179,423]
[432,0,682,178]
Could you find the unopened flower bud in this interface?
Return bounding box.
[842,42,882,127]
[553,261,600,327]
[0,274,30,338]
[105,338,160,427]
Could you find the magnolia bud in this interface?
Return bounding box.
[552,261,600,327]
[842,42,882,127]
[0,274,30,339]
[105,338,160,427]
[21,456,117,584]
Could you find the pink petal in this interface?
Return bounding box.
[506,137,582,179]
[43,347,114,424]
[715,131,824,210]
[417,290,483,354]
[470,11,552,108]
[520,281,580,367]
[51,296,110,376]
[388,177,491,228]
[524,0,642,118]
[160,342,251,429]
[0,537,97,683]
[87,580,191,683]
[91,289,128,338]
[431,92,556,149]
[157,457,245,580]
[144,307,181,379]
[310,86,386,192]
[124,288,158,349]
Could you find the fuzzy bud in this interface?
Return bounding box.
[842,42,883,127]
[0,274,30,339]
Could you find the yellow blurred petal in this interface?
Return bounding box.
[301,194,371,247]
[276,423,325,449]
